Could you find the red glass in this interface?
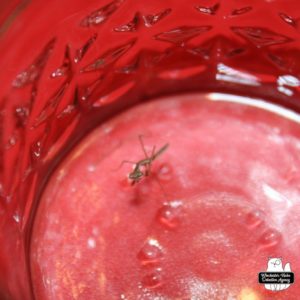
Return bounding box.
[1,0,300,299]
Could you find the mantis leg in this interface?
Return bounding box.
[139,135,149,159]
[113,160,136,171]
[145,146,156,176]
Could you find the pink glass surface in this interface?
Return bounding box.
[0,0,300,299]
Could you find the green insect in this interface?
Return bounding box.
[122,135,169,185]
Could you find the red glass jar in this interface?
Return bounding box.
[1,0,300,299]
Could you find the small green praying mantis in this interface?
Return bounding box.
[121,135,169,185]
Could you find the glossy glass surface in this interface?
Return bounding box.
[0,0,300,299]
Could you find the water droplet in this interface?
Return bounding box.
[13,212,20,223]
[154,26,212,45]
[87,165,96,172]
[103,125,113,134]
[57,104,76,119]
[279,13,297,27]
[141,269,163,289]
[6,134,18,149]
[51,69,65,78]
[87,237,96,249]
[80,0,124,27]
[114,12,139,32]
[209,258,221,265]
[51,45,71,78]
[137,238,163,265]
[15,106,29,127]
[74,34,97,63]
[12,68,38,88]
[117,56,139,74]
[231,6,252,16]
[12,38,56,88]
[31,139,43,162]
[244,209,265,228]
[156,200,183,229]
[156,163,173,181]
[142,8,171,27]
[81,39,136,72]
[231,26,292,48]
[77,78,103,103]
[258,228,282,249]
[195,3,220,15]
